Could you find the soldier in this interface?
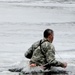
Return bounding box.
[25,29,67,69]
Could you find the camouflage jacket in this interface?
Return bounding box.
[25,38,63,67]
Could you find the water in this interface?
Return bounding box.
[0,0,75,4]
[0,0,75,75]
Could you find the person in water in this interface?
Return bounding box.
[25,29,67,69]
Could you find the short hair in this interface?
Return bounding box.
[43,29,53,38]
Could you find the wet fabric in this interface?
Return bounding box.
[25,38,63,67]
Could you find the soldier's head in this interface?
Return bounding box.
[43,29,54,43]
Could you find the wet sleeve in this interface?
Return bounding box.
[46,44,63,67]
[25,41,40,59]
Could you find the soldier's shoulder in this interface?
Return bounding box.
[32,40,40,47]
[42,41,54,49]
[42,41,51,47]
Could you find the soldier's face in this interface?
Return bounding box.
[48,33,54,43]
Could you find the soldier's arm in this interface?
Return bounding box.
[45,44,65,67]
[25,41,40,59]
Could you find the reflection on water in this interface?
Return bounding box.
[19,72,70,75]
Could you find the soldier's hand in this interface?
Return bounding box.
[30,64,36,67]
[61,62,67,68]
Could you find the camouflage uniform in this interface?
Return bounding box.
[25,38,63,68]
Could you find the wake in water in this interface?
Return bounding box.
[0,59,75,75]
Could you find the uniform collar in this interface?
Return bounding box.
[43,38,51,43]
